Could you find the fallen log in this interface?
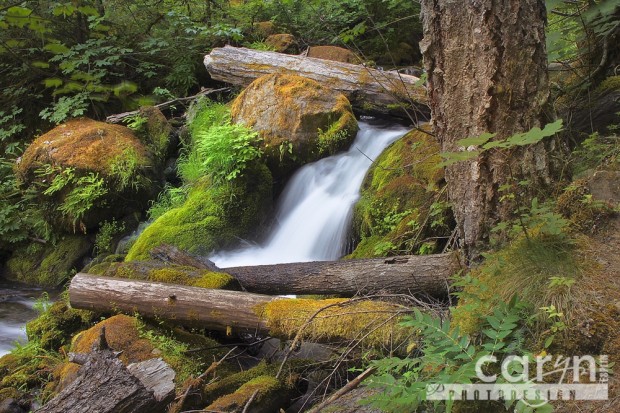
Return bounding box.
[69,273,409,345]
[149,244,462,297]
[204,46,428,116]
[37,327,175,413]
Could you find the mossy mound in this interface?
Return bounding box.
[349,127,451,258]
[253,21,277,38]
[307,45,362,64]
[265,33,298,53]
[14,118,159,232]
[4,235,92,286]
[89,260,239,290]
[125,162,272,260]
[206,374,298,412]
[71,315,156,364]
[230,73,359,180]
[556,179,616,233]
[26,300,96,351]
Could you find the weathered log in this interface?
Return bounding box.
[69,273,275,334]
[203,46,428,116]
[148,244,461,297]
[37,327,175,413]
[225,253,461,297]
[68,274,409,346]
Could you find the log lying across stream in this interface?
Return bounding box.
[204,46,428,115]
[151,245,463,297]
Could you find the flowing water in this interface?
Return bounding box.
[211,121,409,267]
[0,282,55,357]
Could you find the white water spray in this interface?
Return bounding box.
[211,121,409,267]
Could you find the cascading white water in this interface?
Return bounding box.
[211,121,409,267]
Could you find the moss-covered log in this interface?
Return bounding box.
[68,273,409,345]
[204,46,428,116]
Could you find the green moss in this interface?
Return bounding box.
[256,298,408,347]
[556,179,615,233]
[26,299,96,351]
[349,127,451,258]
[201,361,278,406]
[207,375,286,412]
[596,75,620,93]
[126,162,272,261]
[135,106,172,161]
[5,236,92,286]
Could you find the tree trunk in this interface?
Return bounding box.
[204,46,428,116]
[420,0,560,253]
[37,328,175,413]
[148,244,461,297]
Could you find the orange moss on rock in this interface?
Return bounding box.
[307,45,362,64]
[16,118,151,182]
[71,315,155,365]
[265,33,298,53]
[231,73,358,178]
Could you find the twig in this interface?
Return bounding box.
[241,389,260,413]
[105,87,231,123]
[305,366,376,413]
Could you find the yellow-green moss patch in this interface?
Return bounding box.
[256,298,408,347]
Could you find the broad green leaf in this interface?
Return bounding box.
[438,150,480,167]
[32,61,50,69]
[42,78,63,88]
[457,132,496,147]
[44,43,70,54]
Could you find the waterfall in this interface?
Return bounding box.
[211,121,409,267]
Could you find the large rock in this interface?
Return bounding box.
[307,46,361,64]
[265,33,298,53]
[230,73,358,180]
[15,118,159,232]
[349,126,452,258]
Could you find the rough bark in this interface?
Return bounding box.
[37,328,175,413]
[204,46,428,116]
[148,245,461,297]
[69,273,276,334]
[225,254,459,297]
[420,0,559,253]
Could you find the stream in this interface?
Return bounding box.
[0,281,56,357]
[0,119,409,356]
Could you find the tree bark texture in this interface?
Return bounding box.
[204,46,428,116]
[147,244,461,297]
[225,254,460,297]
[69,273,277,334]
[420,0,559,252]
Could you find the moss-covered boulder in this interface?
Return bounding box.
[26,300,95,351]
[15,118,159,232]
[265,33,298,53]
[4,235,91,286]
[125,162,272,260]
[231,73,359,179]
[307,45,362,64]
[349,127,452,258]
